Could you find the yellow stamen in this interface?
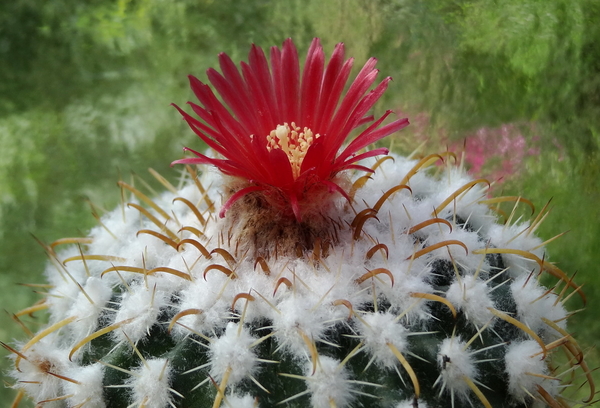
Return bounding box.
[266,122,320,178]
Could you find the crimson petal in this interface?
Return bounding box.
[173,38,408,220]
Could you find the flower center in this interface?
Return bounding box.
[266,122,320,178]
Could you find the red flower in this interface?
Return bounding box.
[173,38,409,221]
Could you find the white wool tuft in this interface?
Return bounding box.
[112,282,168,343]
[356,312,408,369]
[394,398,428,408]
[271,295,335,356]
[436,337,477,400]
[65,276,113,343]
[510,274,567,338]
[446,275,495,328]
[223,393,259,408]
[44,246,89,321]
[171,271,230,337]
[487,223,545,278]
[128,358,174,408]
[377,273,434,324]
[209,322,259,385]
[305,356,353,408]
[505,340,557,402]
[63,363,106,408]
[10,337,72,403]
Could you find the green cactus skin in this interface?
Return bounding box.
[4,152,593,408]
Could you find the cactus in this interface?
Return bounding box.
[3,38,594,408]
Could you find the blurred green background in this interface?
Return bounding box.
[1,0,598,405]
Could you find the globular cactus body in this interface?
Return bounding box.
[4,38,592,408]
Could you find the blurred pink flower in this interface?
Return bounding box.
[459,124,541,182]
[398,110,547,183]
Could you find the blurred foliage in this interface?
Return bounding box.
[0,0,598,405]
[371,0,600,159]
[0,0,275,113]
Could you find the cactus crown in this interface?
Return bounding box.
[171,38,408,257]
[3,38,594,408]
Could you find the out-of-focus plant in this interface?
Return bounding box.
[449,124,548,183]
[372,0,600,161]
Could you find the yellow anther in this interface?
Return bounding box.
[266,122,320,178]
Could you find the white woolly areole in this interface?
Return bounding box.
[224,393,259,407]
[112,282,168,343]
[10,337,72,403]
[376,273,434,323]
[304,356,353,408]
[436,337,477,399]
[357,312,408,369]
[446,275,495,328]
[171,273,230,337]
[510,274,567,338]
[65,276,113,343]
[271,294,340,356]
[505,340,556,402]
[487,223,545,278]
[209,322,259,385]
[63,363,106,408]
[395,399,428,408]
[128,358,174,408]
[45,246,89,321]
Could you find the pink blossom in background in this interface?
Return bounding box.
[397,110,550,184]
[458,124,542,182]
